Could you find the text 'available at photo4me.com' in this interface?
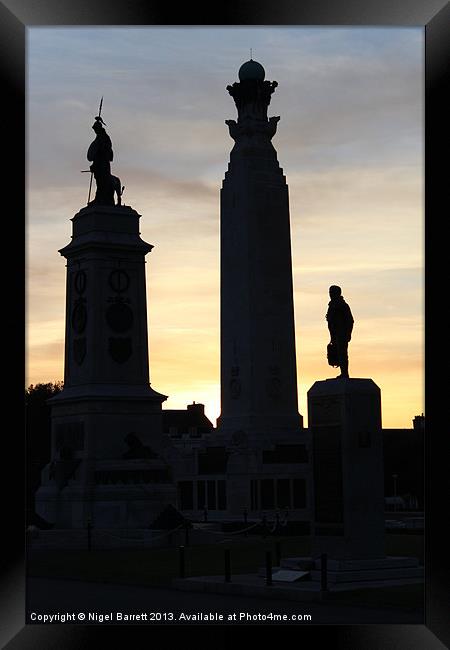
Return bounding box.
[28,610,313,623]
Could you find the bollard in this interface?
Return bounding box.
[265,550,273,586]
[87,517,92,552]
[320,553,328,591]
[275,541,281,567]
[179,545,186,578]
[224,548,231,583]
[262,514,268,539]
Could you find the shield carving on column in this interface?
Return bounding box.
[108,337,132,363]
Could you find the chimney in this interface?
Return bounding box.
[187,402,205,415]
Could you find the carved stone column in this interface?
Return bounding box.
[217,60,303,443]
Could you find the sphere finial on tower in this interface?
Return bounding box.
[238,58,265,82]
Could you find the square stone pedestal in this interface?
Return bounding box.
[308,378,385,560]
[279,378,423,590]
[35,390,177,529]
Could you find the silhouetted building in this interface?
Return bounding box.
[383,415,424,509]
[163,403,214,443]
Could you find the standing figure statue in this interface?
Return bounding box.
[87,114,123,206]
[326,285,354,379]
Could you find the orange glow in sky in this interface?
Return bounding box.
[26,27,424,428]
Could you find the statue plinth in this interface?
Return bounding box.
[282,378,423,590]
[308,378,385,560]
[35,203,175,530]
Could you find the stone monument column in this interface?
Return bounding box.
[217,59,303,443]
[35,115,175,530]
[55,203,168,460]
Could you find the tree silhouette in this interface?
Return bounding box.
[25,382,63,525]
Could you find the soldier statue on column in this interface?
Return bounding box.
[86,99,123,206]
[87,115,115,205]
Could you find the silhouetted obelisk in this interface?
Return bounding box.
[217,59,303,443]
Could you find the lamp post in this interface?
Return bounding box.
[392,474,398,512]
[86,515,92,551]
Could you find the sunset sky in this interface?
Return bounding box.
[26,27,424,428]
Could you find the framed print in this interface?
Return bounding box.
[2,1,448,648]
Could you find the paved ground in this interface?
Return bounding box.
[26,577,423,625]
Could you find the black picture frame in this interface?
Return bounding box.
[2,1,448,648]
